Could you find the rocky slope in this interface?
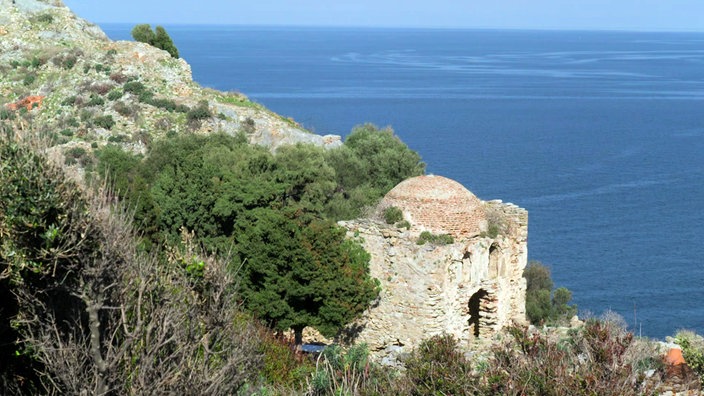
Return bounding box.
[0,0,340,163]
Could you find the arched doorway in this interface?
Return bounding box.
[468,289,497,338]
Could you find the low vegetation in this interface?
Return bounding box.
[416,230,454,245]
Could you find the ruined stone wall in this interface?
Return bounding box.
[340,201,528,357]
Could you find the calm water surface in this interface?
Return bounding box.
[104,25,704,339]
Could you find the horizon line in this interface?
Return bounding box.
[92,22,704,35]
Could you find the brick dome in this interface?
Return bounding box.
[381,175,487,239]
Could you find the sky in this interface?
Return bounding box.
[62,0,704,32]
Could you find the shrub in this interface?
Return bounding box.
[186,101,211,121]
[123,80,147,95]
[524,261,577,325]
[479,320,659,396]
[675,330,704,382]
[106,49,118,56]
[109,72,129,84]
[23,74,36,86]
[35,12,54,24]
[89,83,114,96]
[241,117,256,134]
[64,146,89,166]
[61,96,78,106]
[147,97,178,111]
[0,108,14,120]
[79,109,93,122]
[258,332,313,387]
[59,129,74,137]
[396,220,411,229]
[308,344,375,395]
[113,102,136,118]
[383,206,403,224]
[30,57,42,68]
[107,89,123,101]
[62,55,77,70]
[86,94,105,107]
[416,231,454,246]
[94,115,116,130]
[402,334,476,395]
[107,134,128,143]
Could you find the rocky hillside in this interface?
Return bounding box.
[0,0,340,162]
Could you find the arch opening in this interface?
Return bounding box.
[468,289,497,338]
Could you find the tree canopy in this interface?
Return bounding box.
[131,24,179,58]
[96,126,424,339]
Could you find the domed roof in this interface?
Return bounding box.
[381,175,487,239]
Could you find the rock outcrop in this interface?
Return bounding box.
[0,0,340,158]
[341,175,529,359]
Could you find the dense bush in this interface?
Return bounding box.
[0,134,264,394]
[676,330,704,382]
[107,89,123,101]
[93,115,115,129]
[186,100,212,121]
[324,124,425,220]
[97,133,381,342]
[383,206,403,224]
[400,334,477,395]
[131,24,180,58]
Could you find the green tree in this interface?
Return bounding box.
[235,211,379,343]
[324,123,425,219]
[153,26,179,58]
[131,24,179,58]
[523,261,576,325]
[131,24,155,44]
[97,133,379,341]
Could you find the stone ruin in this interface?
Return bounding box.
[339,175,528,359]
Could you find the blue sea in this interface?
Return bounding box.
[102,25,704,340]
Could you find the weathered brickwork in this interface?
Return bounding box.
[380,175,488,239]
[341,175,528,360]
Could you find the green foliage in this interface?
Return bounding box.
[0,108,14,120]
[22,74,36,86]
[416,231,454,245]
[383,206,403,224]
[96,134,379,339]
[0,135,265,393]
[123,80,147,95]
[107,89,123,101]
[309,344,372,395]
[258,333,313,387]
[186,100,211,121]
[0,135,97,389]
[524,261,577,325]
[86,94,105,107]
[153,26,180,58]
[94,115,115,130]
[396,220,411,229]
[34,12,54,24]
[131,24,155,44]
[64,146,91,166]
[675,330,704,382]
[402,334,476,395]
[237,214,378,338]
[324,123,425,220]
[131,24,179,58]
